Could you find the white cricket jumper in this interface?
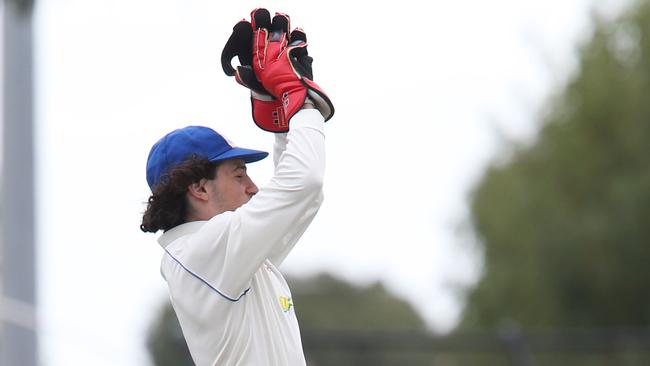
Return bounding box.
[157,109,325,366]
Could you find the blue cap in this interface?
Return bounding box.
[146,126,268,190]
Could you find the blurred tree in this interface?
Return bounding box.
[292,273,426,332]
[147,301,194,366]
[293,273,430,366]
[147,273,428,366]
[460,0,650,332]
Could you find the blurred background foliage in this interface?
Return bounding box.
[290,273,426,332]
[460,0,650,331]
[148,0,650,364]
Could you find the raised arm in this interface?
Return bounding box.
[188,9,333,298]
[197,108,325,296]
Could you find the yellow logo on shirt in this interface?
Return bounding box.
[279,296,293,312]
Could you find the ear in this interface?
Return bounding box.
[187,179,210,201]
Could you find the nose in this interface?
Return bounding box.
[246,181,259,196]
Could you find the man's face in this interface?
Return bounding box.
[206,158,259,215]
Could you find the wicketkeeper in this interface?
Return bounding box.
[140,8,333,366]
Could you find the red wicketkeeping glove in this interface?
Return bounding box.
[252,10,334,126]
[221,12,284,132]
[221,8,334,132]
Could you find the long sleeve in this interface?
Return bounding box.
[273,131,289,168]
[165,109,325,298]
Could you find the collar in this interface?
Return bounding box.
[158,220,207,248]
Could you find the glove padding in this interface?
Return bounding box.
[222,10,284,132]
[221,8,334,132]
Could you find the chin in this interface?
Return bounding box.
[231,202,248,212]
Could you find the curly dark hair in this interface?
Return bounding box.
[141,155,220,233]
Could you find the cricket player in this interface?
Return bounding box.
[140,8,334,366]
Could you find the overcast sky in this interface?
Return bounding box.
[28,0,630,365]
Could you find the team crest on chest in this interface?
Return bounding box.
[279,296,293,312]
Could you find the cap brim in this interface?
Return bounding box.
[209,147,269,164]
